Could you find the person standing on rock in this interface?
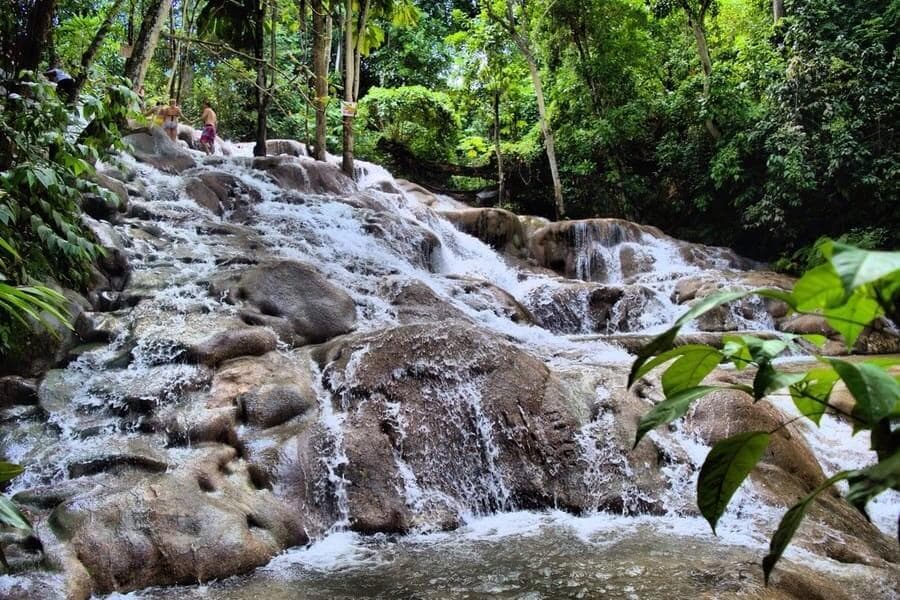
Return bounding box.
[199,100,218,155]
[161,98,184,142]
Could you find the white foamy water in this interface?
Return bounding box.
[4,146,895,600]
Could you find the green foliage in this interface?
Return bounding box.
[629,242,900,582]
[0,461,29,568]
[0,75,137,288]
[359,85,460,161]
[0,74,138,350]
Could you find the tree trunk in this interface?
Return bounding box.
[687,13,721,140]
[351,0,369,101]
[773,0,784,22]
[341,0,354,177]
[72,0,126,99]
[253,0,267,157]
[522,47,564,218]
[20,0,57,72]
[489,0,564,218]
[47,12,59,67]
[492,90,505,205]
[124,0,173,91]
[311,0,328,160]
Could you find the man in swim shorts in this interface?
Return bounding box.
[199,100,218,155]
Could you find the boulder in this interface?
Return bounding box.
[251,155,356,196]
[439,208,528,257]
[86,172,129,219]
[312,322,593,533]
[445,276,534,324]
[529,219,659,280]
[49,446,307,594]
[524,281,660,334]
[266,139,307,157]
[381,278,469,325]
[186,326,278,367]
[217,261,357,346]
[123,128,197,173]
[176,124,198,149]
[530,219,758,282]
[184,177,223,215]
[0,376,39,407]
[196,171,262,209]
[0,290,91,377]
[518,215,551,241]
[81,216,130,290]
[685,384,898,568]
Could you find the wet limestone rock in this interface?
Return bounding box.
[312,321,592,534]
[251,155,357,196]
[445,276,535,325]
[439,207,528,258]
[123,128,197,173]
[523,281,661,334]
[217,260,357,346]
[186,326,278,367]
[530,219,755,282]
[685,384,898,568]
[266,139,308,157]
[82,215,130,290]
[380,278,470,325]
[184,177,224,215]
[48,446,307,594]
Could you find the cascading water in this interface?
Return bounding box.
[1,137,895,599]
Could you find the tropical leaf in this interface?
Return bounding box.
[698,431,770,533]
[634,385,751,448]
[762,472,851,584]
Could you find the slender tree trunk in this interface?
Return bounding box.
[687,12,721,140]
[253,0,267,157]
[522,46,564,218]
[773,0,784,22]
[489,0,564,218]
[47,12,59,67]
[166,3,181,100]
[20,0,57,72]
[311,0,328,160]
[341,0,354,176]
[124,0,173,90]
[351,0,369,101]
[492,90,505,205]
[72,0,126,99]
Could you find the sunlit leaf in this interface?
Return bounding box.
[661,348,723,396]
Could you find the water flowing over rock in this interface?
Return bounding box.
[0,139,896,598]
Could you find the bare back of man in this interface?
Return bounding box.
[161,100,183,142]
[199,102,218,155]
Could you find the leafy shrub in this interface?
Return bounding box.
[0,74,138,351]
[630,241,899,581]
[358,85,460,161]
[0,74,137,288]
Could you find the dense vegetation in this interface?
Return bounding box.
[4,0,895,265]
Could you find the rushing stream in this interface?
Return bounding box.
[0,133,896,599]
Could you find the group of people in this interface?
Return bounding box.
[147,96,218,155]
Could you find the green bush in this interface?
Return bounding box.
[358,85,460,162]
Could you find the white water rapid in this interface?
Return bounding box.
[0,135,895,599]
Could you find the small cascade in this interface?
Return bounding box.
[314,360,353,532]
[3,135,893,598]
